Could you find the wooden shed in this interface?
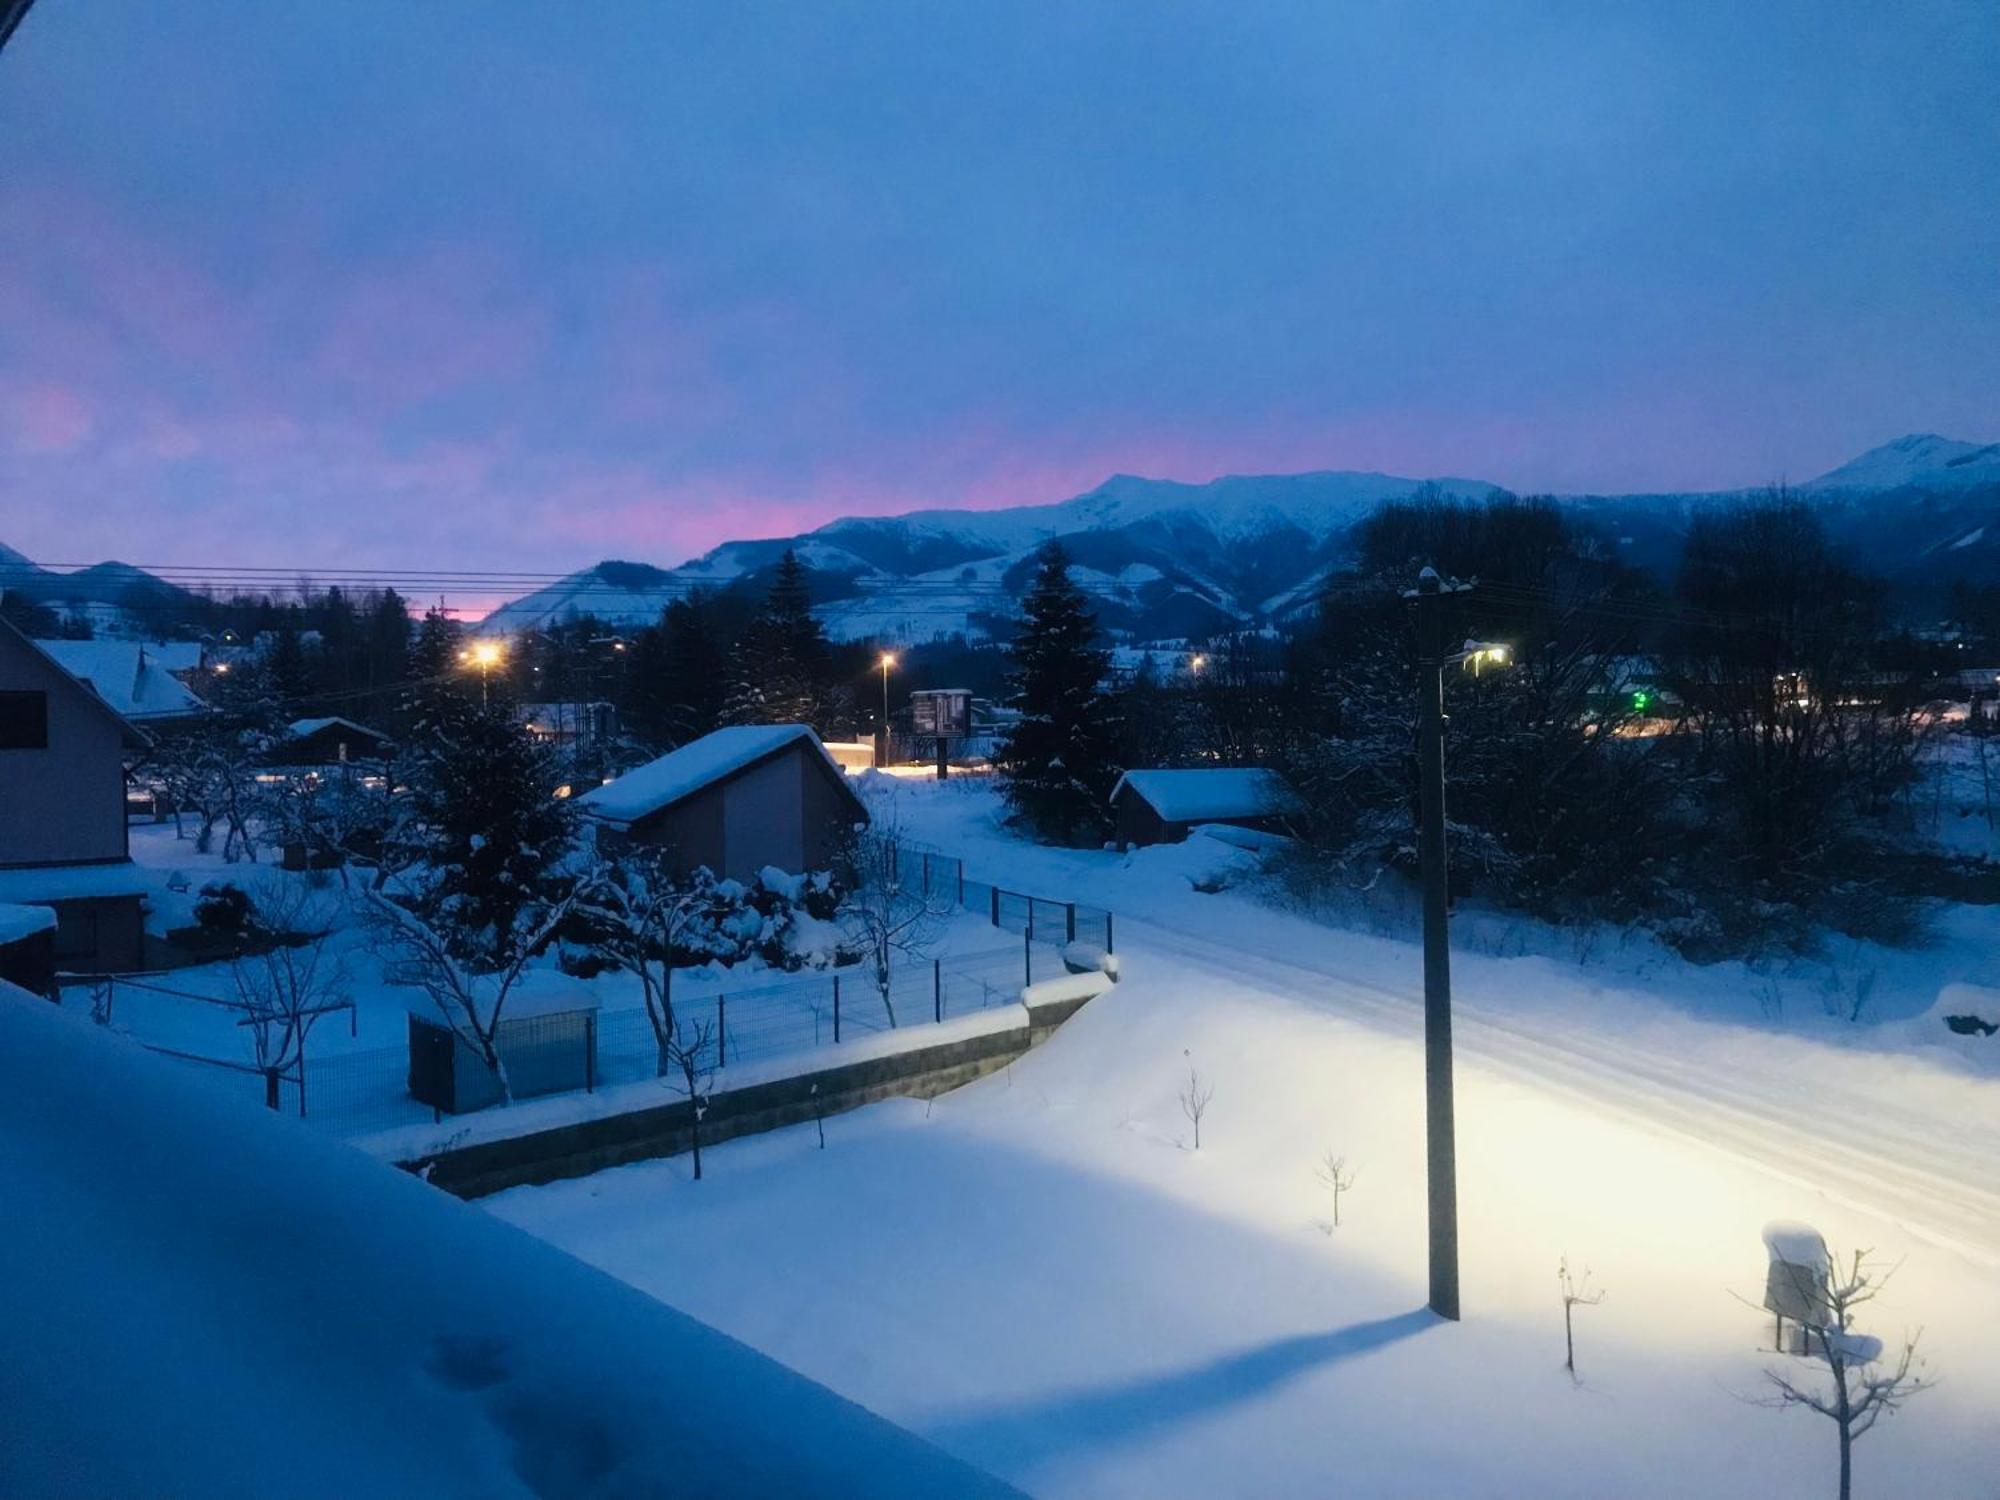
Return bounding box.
[1110,767,1297,851]
[578,724,870,882]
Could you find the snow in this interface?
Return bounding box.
[0,903,56,943]
[403,969,602,1021]
[580,724,847,824]
[476,773,2000,1494]
[1761,1221,1831,1272]
[1110,767,1295,823]
[1805,433,2000,492]
[1020,969,1116,1008]
[0,860,154,904]
[285,714,385,740]
[0,982,1022,1499]
[32,637,209,719]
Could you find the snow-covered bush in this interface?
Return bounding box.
[194,881,254,939]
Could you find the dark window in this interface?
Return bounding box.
[0,690,49,750]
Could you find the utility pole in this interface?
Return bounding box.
[1409,565,1461,1322]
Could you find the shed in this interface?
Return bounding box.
[578,724,869,882]
[0,902,57,996]
[1110,767,1297,851]
[406,977,601,1115]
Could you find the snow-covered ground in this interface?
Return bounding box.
[0,983,1023,1499]
[488,774,2000,1498]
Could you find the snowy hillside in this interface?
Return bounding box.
[0,985,1023,1499]
[1806,433,2000,492]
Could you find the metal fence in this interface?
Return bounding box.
[78,939,1056,1139]
[886,840,1115,952]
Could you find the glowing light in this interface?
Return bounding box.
[1189,653,1207,673]
[879,651,898,670]
[466,640,505,669]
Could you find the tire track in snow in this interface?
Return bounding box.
[1124,917,2000,1268]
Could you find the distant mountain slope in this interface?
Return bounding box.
[1805,434,2000,493]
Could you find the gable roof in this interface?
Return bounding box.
[1110,767,1297,824]
[579,724,868,826]
[286,715,392,744]
[0,619,151,750]
[33,638,209,722]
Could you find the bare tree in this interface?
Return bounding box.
[363,880,596,1103]
[1315,1150,1356,1228]
[669,1015,717,1181]
[584,849,720,1076]
[1750,1248,1932,1500]
[839,825,950,1028]
[1557,1256,1604,1380]
[228,884,350,1109]
[1179,1052,1212,1150]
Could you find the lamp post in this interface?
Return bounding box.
[877,651,897,768]
[1403,566,1509,1323]
[464,639,505,709]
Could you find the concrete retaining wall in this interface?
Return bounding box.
[405,981,1109,1199]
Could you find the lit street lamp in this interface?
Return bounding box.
[461,638,506,708]
[1402,567,1512,1322]
[877,651,897,768]
[1189,652,1208,675]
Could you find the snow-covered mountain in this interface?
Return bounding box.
[1804,434,2000,493]
[480,469,1504,642]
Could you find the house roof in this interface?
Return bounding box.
[0,619,151,750]
[286,715,392,743]
[579,724,868,826]
[33,638,209,722]
[1110,767,1297,824]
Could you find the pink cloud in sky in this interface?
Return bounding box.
[3,383,96,455]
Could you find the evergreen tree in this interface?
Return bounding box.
[996,543,1122,843]
[725,550,838,728]
[399,693,576,969]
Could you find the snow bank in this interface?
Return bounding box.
[1060,940,1120,978]
[0,984,1022,1499]
[1022,970,1116,1009]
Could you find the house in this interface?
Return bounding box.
[1109,767,1297,851]
[578,724,870,882]
[272,715,395,768]
[516,701,619,749]
[0,619,153,971]
[32,637,211,725]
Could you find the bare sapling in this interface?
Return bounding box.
[1179,1051,1213,1150]
[230,884,349,1109]
[1315,1151,1357,1228]
[1557,1256,1605,1380]
[1749,1248,1932,1500]
[669,1016,718,1181]
[838,821,951,1028]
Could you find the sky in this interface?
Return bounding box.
[1,0,1995,580]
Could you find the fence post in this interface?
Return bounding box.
[1106,911,1115,954]
[934,958,942,1024]
[923,852,931,895]
[1027,902,1035,943]
[296,1056,307,1118]
[1066,901,1076,944]
[1024,928,1032,990]
[264,1067,280,1111]
[989,885,999,926]
[717,995,728,1068]
[833,975,842,1044]
[585,1013,596,1093]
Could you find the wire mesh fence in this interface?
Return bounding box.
[890,839,1115,951]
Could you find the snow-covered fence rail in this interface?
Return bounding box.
[140,940,1057,1139]
[887,840,1115,951]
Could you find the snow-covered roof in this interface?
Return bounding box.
[0,903,57,945]
[580,725,856,825]
[1761,1221,1830,1270]
[1110,767,1296,823]
[286,715,390,742]
[33,638,210,720]
[0,983,1025,1499]
[0,861,153,904]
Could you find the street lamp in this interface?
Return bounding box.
[462,638,505,707]
[1189,652,1207,675]
[877,652,897,767]
[1402,568,1512,1322]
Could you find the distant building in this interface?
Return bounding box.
[271,716,395,769]
[516,701,619,749]
[0,619,153,971]
[579,724,870,882]
[1109,767,1297,851]
[32,638,210,726]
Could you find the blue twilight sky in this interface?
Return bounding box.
[0,0,1995,577]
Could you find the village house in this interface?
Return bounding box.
[269,715,395,769]
[0,619,154,972]
[578,723,869,882]
[32,637,211,726]
[1109,766,1298,851]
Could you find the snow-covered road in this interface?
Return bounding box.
[1123,914,2000,1267]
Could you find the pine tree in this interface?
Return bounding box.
[400,693,576,969]
[997,542,1122,843]
[725,550,837,728]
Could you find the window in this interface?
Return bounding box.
[0,690,49,750]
